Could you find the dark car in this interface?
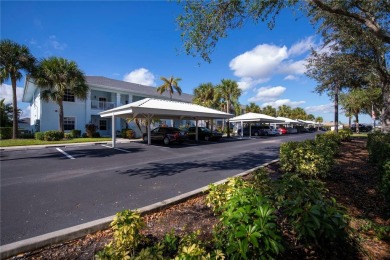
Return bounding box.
[351,124,372,132]
[142,127,188,145]
[186,127,223,141]
[238,125,277,136]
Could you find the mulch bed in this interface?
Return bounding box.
[11,138,390,259]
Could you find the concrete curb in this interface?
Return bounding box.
[0,159,279,259]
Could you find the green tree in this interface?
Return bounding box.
[307,114,315,121]
[315,116,323,129]
[157,76,182,100]
[277,105,292,117]
[177,0,390,132]
[0,39,36,138]
[34,57,88,134]
[246,102,261,113]
[0,99,14,127]
[262,105,277,117]
[216,79,241,137]
[291,107,307,120]
[193,82,217,108]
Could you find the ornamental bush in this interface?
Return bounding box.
[44,130,64,141]
[85,123,98,138]
[338,129,352,142]
[70,129,81,138]
[276,174,349,247]
[35,132,45,140]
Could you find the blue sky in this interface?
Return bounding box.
[1,1,372,123]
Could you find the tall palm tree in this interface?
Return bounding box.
[262,105,277,117]
[277,105,292,117]
[157,76,182,100]
[216,79,241,137]
[193,82,216,108]
[33,57,88,133]
[0,39,36,138]
[246,102,261,113]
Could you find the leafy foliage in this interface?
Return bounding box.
[85,123,98,138]
[43,130,64,141]
[0,127,12,139]
[157,76,182,100]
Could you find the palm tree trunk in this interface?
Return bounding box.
[226,100,230,138]
[11,77,18,139]
[334,84,339,133]
[58,101,64,133]
[355,114,359,134]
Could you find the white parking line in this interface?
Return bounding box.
[56,148,75,159]
[101,144,130,153]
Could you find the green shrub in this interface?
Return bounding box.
[71,129,81,138]
[64,133,73,139]
[19,132,34,139]
[367,133,390,167]
[44,130,64,141]
[280,140,334,178]
[0,127,12,139]
[322,131,342,144]
[276,174,349,247]
[121,128,134,139]
[380,160,390,207]
[338,129,352,142]
[35,132,45,140]
[92,132,101,138]
[214,187,283,259]
[85,123,98,138]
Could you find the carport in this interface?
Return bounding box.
[100,98,233,146]
[229,112,285,137]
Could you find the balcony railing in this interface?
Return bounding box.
[91,100,116,110]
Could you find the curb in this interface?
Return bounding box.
[0,159,279,259]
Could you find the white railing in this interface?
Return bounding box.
[91,100,116,110]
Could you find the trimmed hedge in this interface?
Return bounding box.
[0,127,12,139]
[71,129,81,138]
[35,132,45,140]
[44,130,64,141]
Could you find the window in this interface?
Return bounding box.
[132,95,146,102]
[64,117,75,130]
[63,89,75,102]
[99,120,107,130]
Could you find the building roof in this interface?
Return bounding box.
[100,98,233,120]
[86,76,193,103]
[275,116,300,124]
[23,76,194,103]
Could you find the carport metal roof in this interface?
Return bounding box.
[275,116,301,124]
[100,98,233,146]
[229,112,285,123]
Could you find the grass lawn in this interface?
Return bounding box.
[0,137,113,147]
[352,133,369,138]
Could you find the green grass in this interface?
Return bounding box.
[352,133,368,138]
[0,137,113,147]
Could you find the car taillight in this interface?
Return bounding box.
[174,132,180,138]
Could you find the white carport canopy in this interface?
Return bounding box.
[297,119,319,126]
[100,98,233,146]
[229,112,285,137]
[275,116,301,125]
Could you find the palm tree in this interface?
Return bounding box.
[246,102,261,113]
[193,82,216,108]
[315,116,323,130]
[262,105,277,117]
[277,105,292,117]
[0,39,36,138]
[216,79,241,137]
[157,76,182,100]
[0,99,16,127]
[33,57,88,133]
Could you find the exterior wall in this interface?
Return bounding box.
[30,90,41,132]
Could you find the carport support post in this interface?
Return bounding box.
[241,120,243,138]
[147,118,151,145]
[111,113,116,148]
[195,119,199,142]
[249,123,252,138]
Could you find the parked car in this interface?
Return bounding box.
[277,127,287,135]
[238,125,278,136]
[286,127,298,134]
[186,127,223,141]
[351,124,372,132]
[142,127,188,145]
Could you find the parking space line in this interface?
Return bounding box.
[101,144,130,153]
[56,148,75,159]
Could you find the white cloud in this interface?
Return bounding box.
[229,44,288,79]
[123,68,156,86]
[248,86,286,102]
[1,84,24,104]
[262,99,306,108]
[284,75,298,80]
[230,36,317,91]
[288,36,316,57]
[305,103,334,114]
[48,35,67,50]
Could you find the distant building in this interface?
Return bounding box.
[22,76,194,137]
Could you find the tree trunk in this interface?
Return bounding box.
[58,101,64,133]
[334,84,339,133]
[355,114,360,134]
[11,77,19,139]
[381,81,390,133]
[226,100,230,138]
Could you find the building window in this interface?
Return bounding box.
[64,117,75,130]
[63,89,75,102]
[132,95,146,102]
[99,120,107,130]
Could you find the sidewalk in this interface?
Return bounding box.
[0,138,142,151]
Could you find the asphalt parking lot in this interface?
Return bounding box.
[0,133,317,245]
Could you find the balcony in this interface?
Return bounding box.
[91,100,116,110]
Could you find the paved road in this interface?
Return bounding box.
[0,133,317,245]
